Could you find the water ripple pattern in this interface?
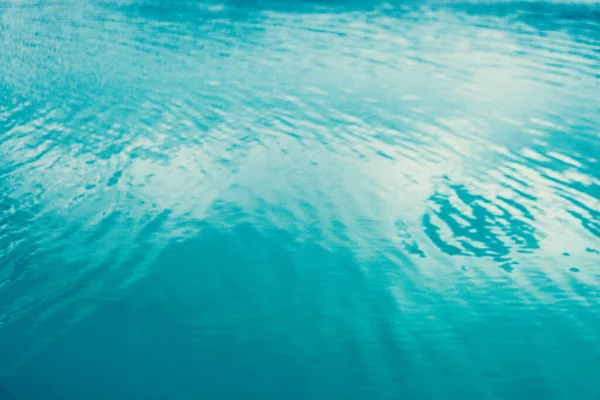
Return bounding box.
[0,0,599,399]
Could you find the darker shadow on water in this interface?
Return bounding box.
[4,207,426,399]
[0,378,22,400]
[132,223,422,398]
[117,0,388,12]
[442,1,600,42]
[109,0,414,24]
[137,203,421,397]
[445,1,600,21]
[107,0,600,57]
[113,0,600,18]
[4,211,600,399]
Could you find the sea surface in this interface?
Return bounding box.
[1,0,599,399]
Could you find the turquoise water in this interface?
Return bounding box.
[1,0,599,398]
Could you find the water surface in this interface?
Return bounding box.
[1,0,599,399]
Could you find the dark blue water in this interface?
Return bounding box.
[1,0,599,399]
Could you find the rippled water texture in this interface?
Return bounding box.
[1,0,599,398]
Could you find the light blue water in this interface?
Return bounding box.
[1,0,599,399]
